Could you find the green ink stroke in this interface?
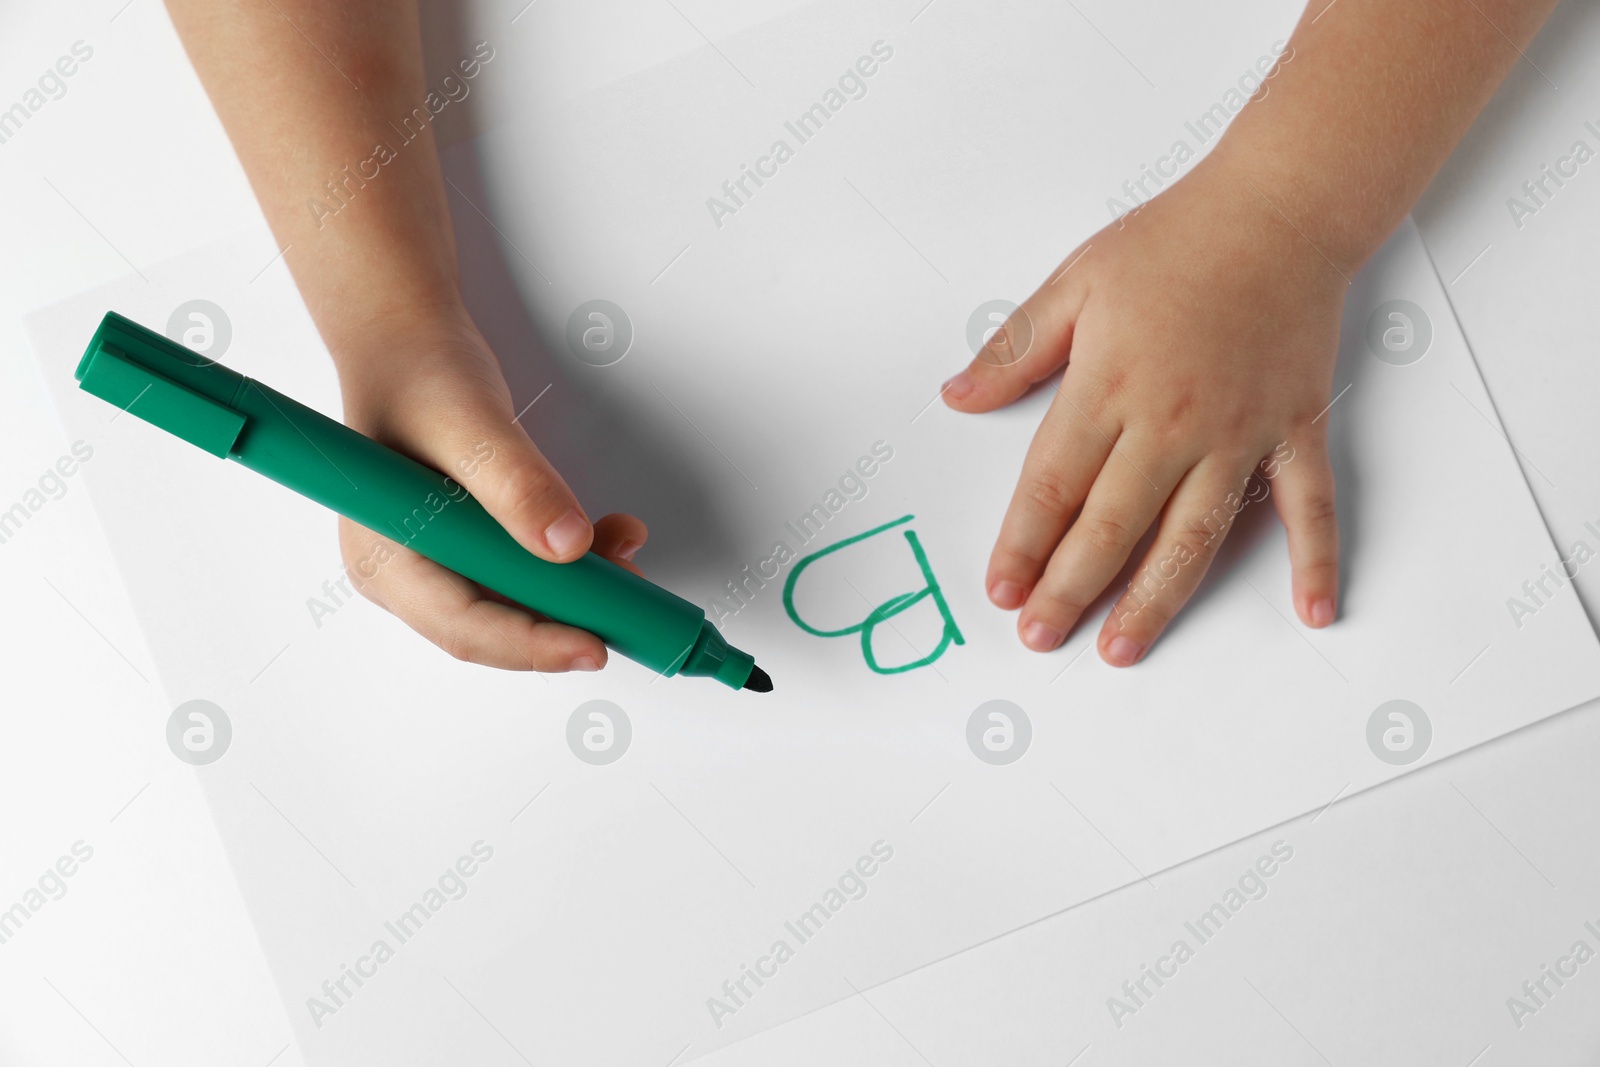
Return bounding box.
[782,514,964,674]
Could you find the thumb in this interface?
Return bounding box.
[942,259,1088,414]
[416,391,594,564]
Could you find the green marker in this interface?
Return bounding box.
[75,311,773,693]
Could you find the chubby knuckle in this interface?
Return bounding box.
[1080,513,1135,553]
[1301,557,1340,579]
[1176,521,1225,561]
[1022,470,1076,515]
[339,542,392,600]
[436,622,478,664]
[982,327,1024,368]
[1154,418,1204,456]
[1119,590,1173,631]
[495,460,563,522]
[993,543,1046,577]
[1076,387,1119,427]
[337,541,367,581]
[1033,587,1088,620]
[351,576,384,606]
[1154,391,1203,439]
[1215,444,1263,472]
[1093,366,1127,404]
[1141,594,1177,629]
[1299,492,1339,530]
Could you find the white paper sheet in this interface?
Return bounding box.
[26,0,1600,1062]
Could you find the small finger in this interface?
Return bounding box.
[1270,438,1339,627]
[1018,442,1181,651]
[987,384,1115,610]
[1098,454,1263,665]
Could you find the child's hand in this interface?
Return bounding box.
[333,305,646,671]
[943,154,1345,666]
[170,0,1556,673]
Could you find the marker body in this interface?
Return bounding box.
[76,312,757,689]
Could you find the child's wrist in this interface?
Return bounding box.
[1202,131,1388,277]
[322,291,475,375]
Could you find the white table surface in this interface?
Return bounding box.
[1,2,1598,1064]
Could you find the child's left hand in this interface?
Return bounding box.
[943,151,1346,667]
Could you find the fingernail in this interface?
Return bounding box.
[990,580,1025,609]
[1022,622,1064,652]
[943,371,974,400]
[617,540,642,561]
[1310,598,1335,627]
[570,655,601,672]
[1105,635,1143,666]
[544,508,590,557]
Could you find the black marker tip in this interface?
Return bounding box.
[743,666,774,693]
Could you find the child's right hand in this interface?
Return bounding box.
[331,303,646,672]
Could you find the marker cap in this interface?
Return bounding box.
[75,312,247,457]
